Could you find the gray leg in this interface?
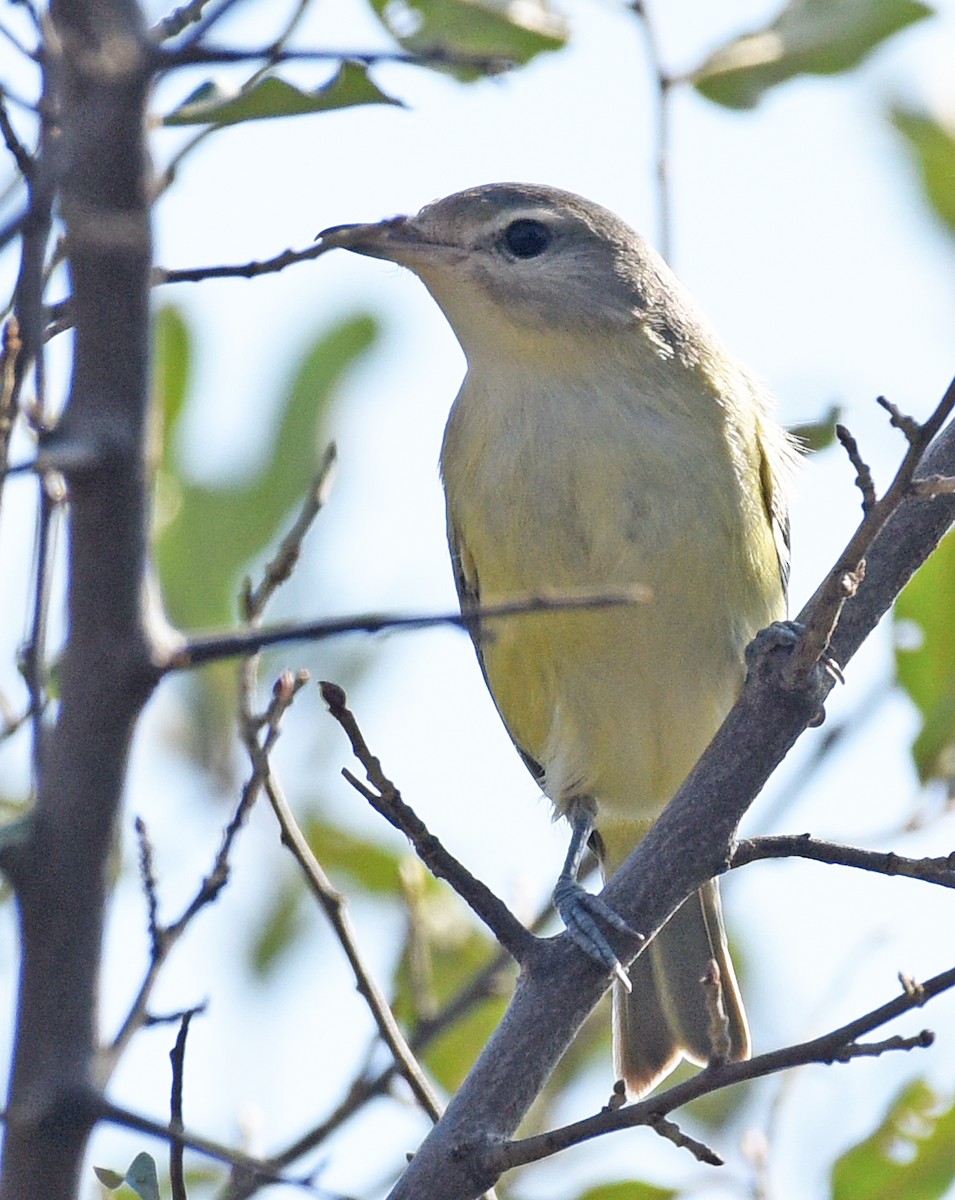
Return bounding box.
[552,800,637,989]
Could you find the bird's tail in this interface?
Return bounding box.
[612,879,750,1098]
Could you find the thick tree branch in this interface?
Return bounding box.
[0,6,158,1198]
[383,386,955,1199]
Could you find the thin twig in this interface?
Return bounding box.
[251,679,443,1122]
[167,588,645,674]
[790,378,955,683]
[0,90,33,178]
[321,682,536,964]
[629,0,673,260]
[169,1008,201,1200]
[90,1093,314,1192]
[152,0,218,41]
[836,423,877,514]
[134,816,162,959]
[160,42,514,75]
[243,444,336,618]
[496,964,953,1171]
[732,834,955,887]
[648,1113,722,1166]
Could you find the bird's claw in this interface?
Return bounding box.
[553,878,639,992]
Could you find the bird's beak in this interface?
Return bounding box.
[316,215,466,269]
[316,215,415,263]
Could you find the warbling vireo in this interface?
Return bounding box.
[317,183,798,1097]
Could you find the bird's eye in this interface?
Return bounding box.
[502,219,553,259]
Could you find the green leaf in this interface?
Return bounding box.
[831,1081,955,1200]
[894,529,955,782]
[369,0,567,80]
[164,63,402,127]
[156,313,378,632]
[891,108,955,237]
[693,0,932,110]
[789,404,842,452]
[250,877,306,977]
[391,867,512,1091]
[94,1167,126,1191]
[124,1154,161,1200]
[153,306,191,443]
[303,816,403,893]
[154,313,378,776]
[575,1183,677,1200]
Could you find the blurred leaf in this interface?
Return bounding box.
[251,820,403,975]
[164,64,402,127]
[894,528,955,782]
[153,305,191,439]
[94,1168,125,1190]
[831,1080,955,1200]
[124,1154,161,1200]
[891,108,955,237]
[789,404,842,452]
[156,313,378,632]
[575,1183,677,1200]
[94,1155,161,1200]
[250,877,306,977]
[392,865,512,1091]
[369,0,567,80]
[153,312,378,776]
[304,816,403,892]
[693,0,932,110]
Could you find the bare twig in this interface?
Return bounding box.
[152,0,217,41]
[242,444,336,618]
[167,588,645,674]
[732,834,955,887]
[790,378,955,683]
[321,682,536,964]
[836,423,876,514]
[154,243,327,288]
[0,316,23,518]
[629,1,673,260]
[648,1114,722,1166]
[0,90,33,178]
[160,42,514,75]
[496,965,952,1172]
[134,816,161,959]
[89,1093,313,1192]
[169,1008,201,1200]
[248,680,443,1122]
[103,744,275,1077]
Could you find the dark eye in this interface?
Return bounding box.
[502,219,552,259]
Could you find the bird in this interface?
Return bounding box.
[317,183,798,1097]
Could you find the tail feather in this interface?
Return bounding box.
[613,880,750,1098]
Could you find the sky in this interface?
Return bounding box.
[2,0,955,1197]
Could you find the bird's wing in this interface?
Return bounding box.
[446,514,546,786]
[758,432,792,602]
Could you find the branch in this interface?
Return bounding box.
[165,589,644,674]
[629,1,674,260]
[245,674,444,1124]
[320,682,536,964]
[791,381,955,680]
[383,381,955,1199]
[159,42,515,76]
[496,965,950,1171]
[0,8,160,1200]
[732,834,955,886]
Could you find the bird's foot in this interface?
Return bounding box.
[553,877,640,991]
